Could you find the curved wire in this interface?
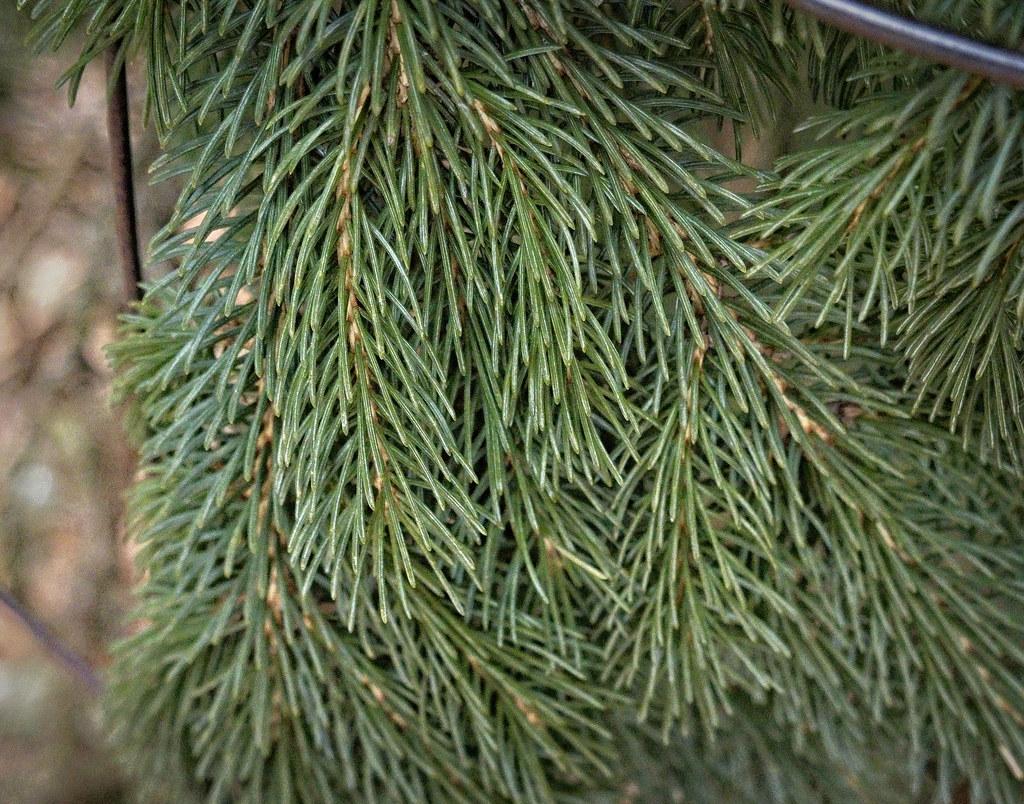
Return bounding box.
[786,0,1024,88]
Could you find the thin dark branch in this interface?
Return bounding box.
[786,0,1024,88]
[0,586,102,693]
[105,46,142,301]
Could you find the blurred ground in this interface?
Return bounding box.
[0,8,175,802]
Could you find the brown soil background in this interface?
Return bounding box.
[0,8,177,801]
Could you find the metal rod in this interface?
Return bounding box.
[0,586,102,693]
[786,0,1024,89]
[105,46,143,301]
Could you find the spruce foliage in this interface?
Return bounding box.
[21,0,1024,801]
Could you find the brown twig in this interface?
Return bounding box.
[105,45,142,302]
[0,587,102,693]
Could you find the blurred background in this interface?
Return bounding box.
[0,7,177,801]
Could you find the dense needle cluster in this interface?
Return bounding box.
[22,0,1024,801]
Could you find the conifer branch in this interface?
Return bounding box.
[20,1,1024,801]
